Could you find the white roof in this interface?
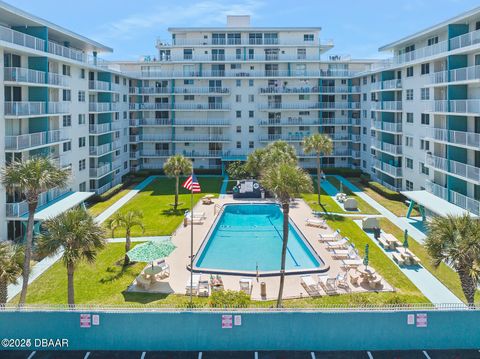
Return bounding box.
[20,191,95,221]
[401,190,477,218]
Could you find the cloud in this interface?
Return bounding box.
[92,0,265,42]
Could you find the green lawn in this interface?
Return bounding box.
[110,176,223,237]
[378,218,479,304]
[347,177,420,217]
[327,177,379,215]
[87,185,135,217]
[302,178,344,214]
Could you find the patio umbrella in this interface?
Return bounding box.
[403,229,409,249]
[339,181,344,194]
[363,244,369,268]
[127,240,176,263]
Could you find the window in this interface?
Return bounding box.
[248,94,254,103]
[363,93,367,101]
[406,89,413,100]
[249,141,254,149]
[405,136,413,147]
[299,94,310,100]
[421,88,430,100]
[363,127,367,135]
[78,114,86,125]
[249,125,254,133]
[184,95,194,101]
[427,36,439,46]
[363,77,367,85]
[78,137,86,147]
[421,63,430,75]
[406,180,413,191]
[303,34,314,41]
[62,115,71,127]
[249,79,254,87]
[421,113,430,125]
[406,158,413,169]
[236,141,241,149]
[62,64,71,76]
[236,95,242,102]
[78,91,85,102]
[420,162,429,175]
[406,113,414,123]
[236,111,241,118]
[297,48,306,60]
[406,66,413,77]
[62,89,71,101]
[236,126,241,133]
[184,79,193,85]
[183,49,193,60]
[79,182,86,191]
[236,80,241,87]
[63,142,71,152]
[362,143,366,151]
[80,69,85,79]
[420,139,430,150]
[78,159,86,171]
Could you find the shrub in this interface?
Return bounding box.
[226,161,249,179]
[209,290,250,308]
[367,181,403,201]
[360,173,371,185]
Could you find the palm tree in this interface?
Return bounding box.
[36,208,106,306]
[245,141,297,178]
[0,157,70,305]
[303,133,333,205]
[0,241,23,305]
[106,210,144,266]
[260,163,313,307]
[425,214,480,306]
[163,155,192,210]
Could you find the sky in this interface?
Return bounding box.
[7,0,480,61]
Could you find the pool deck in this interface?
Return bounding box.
[127,196,393,300]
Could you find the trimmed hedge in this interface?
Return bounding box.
[305,167,363,177]
[367,181,403,201]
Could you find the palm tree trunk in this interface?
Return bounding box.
[19,201,37,306]
[458,268,476,307]
[67,263,75,306]
[124,229,131,266]
[316,154,321,205]
[174,176,179,210]
[277,202,290,308]
[0,277,7,305]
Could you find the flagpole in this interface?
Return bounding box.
[190,172,194,305]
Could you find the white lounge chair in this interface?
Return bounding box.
[239,278,253,295]
[306,218,326,228]
[336,271,350,290]
[300,275,321,297]
[325,237,350,249]
[318,274,337,295]
[186,274,201,295]
[318,230,341,242]
[198,277,210,297]
[330,246,358,259]
[185,211,206,220]
[340,259,363,269]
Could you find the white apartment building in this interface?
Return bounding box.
[1,3,480,241]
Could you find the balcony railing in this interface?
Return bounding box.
[370,79,402,91]
[429,128,480,149]
[140,150,172,157]
[450,100,480,114]
[450,28,480,51]
[372,121,402,133]
[89,163,112,178]
[372,139,402,155]
[174,135,230,142]
[47,41,85,62]
[89,123,114,134]
[371,101,402,111]
[5,101,46,116]
[258,133,354,142]
[174,103,230,110]
[258,118,353,126]
[158,38,326,47]
[258,86,361,94]
[89,143,114,156]
[373,159,403,178]
[0,25,45,52]
[430,65,480,85]
[4,67,45,84]
[6,186,69,217]
[5,130,66,151]
[89,80,111,91]
[48,102,70,114]
[89,102,120,112]
[426,180,480,216]
[174,87,230,94]
[258,102,360,110]
[48,72,70,87]
[426,154,480,183]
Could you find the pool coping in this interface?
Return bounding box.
[189,201,330,277]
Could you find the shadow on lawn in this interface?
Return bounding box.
[121,291,171,304]
[99,263,136,284]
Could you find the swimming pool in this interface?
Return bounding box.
[193,203,326,275]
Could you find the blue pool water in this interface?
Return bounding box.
[195,204,323,273]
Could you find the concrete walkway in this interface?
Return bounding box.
[219,174,229,198]
[332,175,462,304]
[7,176,158,302]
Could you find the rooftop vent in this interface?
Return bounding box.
[226,15,251,27]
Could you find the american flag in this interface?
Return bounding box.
[182,173,201,193]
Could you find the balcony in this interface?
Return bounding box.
[6,186,69,218]
[89,123,115,134]
[371,101,402,111]
[89,163,113,178]
[139,134,171,142]
[89,143,115,156]
[5,129,67,151]
[140,150,172,157]
[48,102,70,114]
[4,67,45,84]
[0,25,45,52]
[258,118,353,126]
[298,149,351,157]
[258,86,361,94]
[174,103,230,111]
[426,180,480,216]
[174,87,230,95]
[5,101,46,117]
[139,119,171,126]
[426,153,480,184]
[158,38,327,47]
[89,102,120,112]
[428,128,480,149]
[450,28,480,51]
[173,135,230,142]
[89,80,111,91]
[47,41,85,62]
[258,102,360,110]
[130,87,170,95]
[174,119,230,126]
[373,159,403,178]
[425,100,480,115]
[372,121,402,133]
[370,79,402,91]
[424,100,448,113]
[48,72,70,87]
[372,139,402,155]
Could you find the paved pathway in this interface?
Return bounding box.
[219,174,229,198]
[7,176,157,302]
[330,175,461,304]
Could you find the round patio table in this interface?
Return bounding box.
[356,265,376,278]
[143,266,164,283]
